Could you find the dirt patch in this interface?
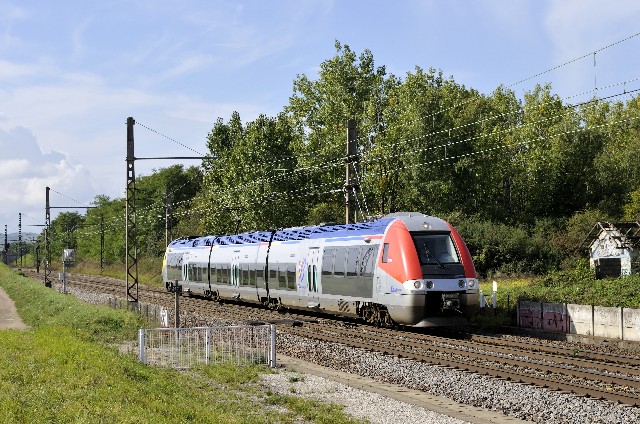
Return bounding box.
[0,287,29,330]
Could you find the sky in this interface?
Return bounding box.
[1,0,640,238]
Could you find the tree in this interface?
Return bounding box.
[198,113,304,234]
[286,41,390,221]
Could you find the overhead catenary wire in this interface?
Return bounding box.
[135,120,207,157]
[507,31,640,89]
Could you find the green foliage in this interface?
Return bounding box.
[0,265,146,343]
[518,261,640,307]
[198,113,306,234]
[455,217,562,277]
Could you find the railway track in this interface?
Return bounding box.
[21,268,640,407]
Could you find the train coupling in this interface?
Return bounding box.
[441,293,461,310]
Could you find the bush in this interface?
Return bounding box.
[455,217,562,277]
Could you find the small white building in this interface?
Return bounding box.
[583,222,640,278]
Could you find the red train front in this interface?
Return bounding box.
[372,212,479,326]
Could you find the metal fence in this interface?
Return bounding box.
[138,324,276,369]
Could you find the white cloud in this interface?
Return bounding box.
[0,59,39,79]
[0,126,95,227]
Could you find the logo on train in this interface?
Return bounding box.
[297,258,307,289]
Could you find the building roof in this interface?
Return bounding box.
[580,221,640,251]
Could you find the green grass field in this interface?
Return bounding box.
[0,264,364,423]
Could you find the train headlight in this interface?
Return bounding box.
[425,280,434,289]
[413,280,422,289]
[468,279,476,288]
[458,279,466,288]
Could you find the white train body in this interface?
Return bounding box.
[162,212,479,326]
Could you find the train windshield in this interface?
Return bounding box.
[411,233,460,266]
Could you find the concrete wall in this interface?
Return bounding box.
[517,301,569,333]
[519,301,640,342]
[566,304,593,335]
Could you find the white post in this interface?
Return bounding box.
[269,324,277,368]
[492,280,497,309]
[479,290,485,308]
[62,261,67,294]
[205,327,211,365]
[138,329,146,364]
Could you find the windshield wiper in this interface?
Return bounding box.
[424,244,446,269]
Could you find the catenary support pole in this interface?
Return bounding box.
[125,117,139,303]
[344,120,356,224]
[44,187,52,287]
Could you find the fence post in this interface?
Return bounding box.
[621,307,625,341]
[269,324,277,368]
[138,329,146,364]
[205,327,211,365]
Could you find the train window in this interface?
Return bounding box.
[167,265,181,282]
[346,247,359,277]
[334,248,346,277]
[269,268,277,281]
[313,265,318,292]
[278,264,287,288]
[256,267,264,281]
[382,243,390,263]
[322,249,334,276]
[412,233,460,265]
[360,246,378,277]
[287,264,296,289]
[249,264,257,287]
[241,265,250,286]
[221,264,228,284]
[307,265,313,291]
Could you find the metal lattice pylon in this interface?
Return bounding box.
[126,117,138,303]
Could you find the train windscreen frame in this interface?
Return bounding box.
[411,232,461,266]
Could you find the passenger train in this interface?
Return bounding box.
[162,212,479,327]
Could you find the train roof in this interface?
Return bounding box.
[168,213,448,248]
[168,216,393,248]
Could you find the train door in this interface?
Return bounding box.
[306,247,321,308]
[231,251,240,296]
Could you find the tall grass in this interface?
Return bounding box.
[0,264,363,423]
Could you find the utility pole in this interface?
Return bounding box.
[45,187,51,287]
[165,188,172,247]
[35,243,40,272]
[3,225,7,265]
[344,120,357,224]
[100,215,104,272]
[18,213,22,269]
[126,117,139,304]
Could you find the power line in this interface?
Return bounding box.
[507,31,640,89]
[135,120,206,157]
[49,187,91,207]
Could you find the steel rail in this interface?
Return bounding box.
[285,325,640,406]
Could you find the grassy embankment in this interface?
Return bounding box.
[476,260,640,327]
[0,264,364,423]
